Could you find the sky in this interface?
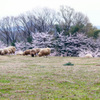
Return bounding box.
[0,0,100,26]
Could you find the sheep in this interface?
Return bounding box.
[0,49,3,55]
[3,48,9,54]
[7,48,12,54]
[35,48,40,54]
[30,49,37,57]
[0,49,2,54]
[23,49,31,55]
[30,48,41,57]
[7,46,16,54]
[0,49,7,55]
[0,49,4,55]
[16,51,24,55]
[38,48,51,57]
[84,53,93,58]
[0,46,16,55]
[0,48,9,55]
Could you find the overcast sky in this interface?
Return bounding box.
[0,0,100,26]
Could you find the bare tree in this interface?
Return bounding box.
[58,6,75,33]
[16,15,32,41]
[73,12,89,26]
[57,6,90,34]
[0,17,18,46]
[29,8,57,33]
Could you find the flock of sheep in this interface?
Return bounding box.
[0,46,16,55]
[20,48,51,57]
[0,46,94,58]
[0,46,51,57]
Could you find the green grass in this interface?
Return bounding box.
[0,79,10,83]
[0,55,100,100]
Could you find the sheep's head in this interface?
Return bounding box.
[30,49,36,57]
[31,54,34,57]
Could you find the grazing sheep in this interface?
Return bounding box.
[0,49,4,55]
[0,48,9,55]
[38,48,51,57]
[7,46,16,54]
[3,49,8,54]
[23,49,31,55]
[16,51,24,55]
[0,49,2,54]
[0,46,16,55]
[1,49,6,55]
[35,48,40,54]
[30,49,37,57]
[30,48,41,57]
[84,53,93,58]
[4,48,10,54]
[7,48,12,54]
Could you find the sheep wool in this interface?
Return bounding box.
[38,48,51,57]
[35,48,40,53]
[30,49,37,57]
[0,49,3,55]
[23,49,31,55]
[16,51,24,55]
[8,46,16,54]
[84,54,93,58]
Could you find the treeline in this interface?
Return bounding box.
[0,5,100,46]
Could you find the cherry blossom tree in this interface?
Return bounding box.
[52,32,100,57]
[15,41,32,51]
[31,32,54,48]
[15,32,100,57]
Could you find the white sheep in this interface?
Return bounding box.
[16,51,24,55]
[84,53,93,58]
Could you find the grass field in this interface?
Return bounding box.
[0,55,100,100]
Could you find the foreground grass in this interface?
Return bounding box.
[0,55,100,100]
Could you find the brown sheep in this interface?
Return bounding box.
[23,49,31,55]
[0,46,16,55]
[3,48,9,54]
[30,48,41,57]
[7,48,12,54]
[7,46,16,54]
[0,48,9,55]
[30,49,37,57]
[0,49,2,54]
[38,48,51,57]
[35,48,40,53]
[0,49,4,55]
[1,49,5,55]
